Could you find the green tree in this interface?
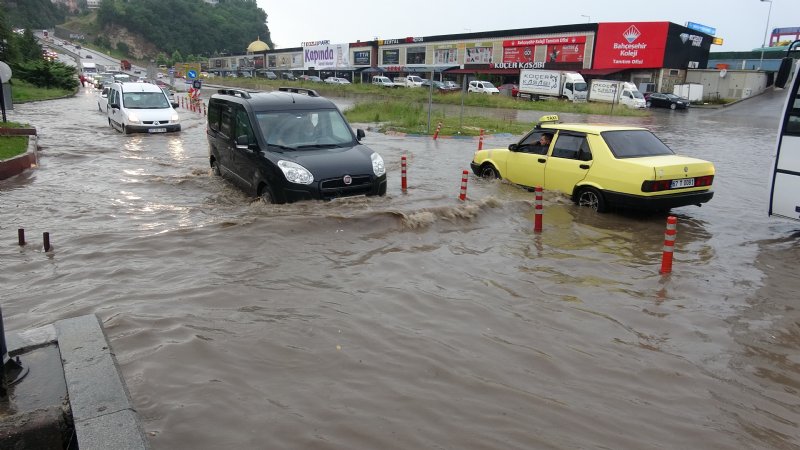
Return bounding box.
[17,29,42,61]
[117,41,129,55]
[171,49,183,65]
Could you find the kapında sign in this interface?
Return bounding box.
[304,43,350,69]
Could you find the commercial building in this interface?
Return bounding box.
[209,21,713,94]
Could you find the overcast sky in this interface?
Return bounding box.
[256,0,797,52]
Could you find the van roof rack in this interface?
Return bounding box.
[278,87,320,97]
[217,89,251,99]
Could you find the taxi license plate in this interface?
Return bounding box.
[671,178,695,189]
[149,128,167,133]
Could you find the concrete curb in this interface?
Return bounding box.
[0,133,38,180]
[6,314,150,450]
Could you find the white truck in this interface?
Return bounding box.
[518,70,587,101]
[588,80,647,108]
[393,76,424,88]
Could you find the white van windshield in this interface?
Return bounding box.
[574,82,588,91]
[123,92,170,109]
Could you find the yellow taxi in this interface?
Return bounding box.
[470,115,715,212]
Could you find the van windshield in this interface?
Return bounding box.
[574,82,588,91]
[258,110,355,149]
[123,92,170,109]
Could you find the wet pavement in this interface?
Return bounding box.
[1,85,799,449]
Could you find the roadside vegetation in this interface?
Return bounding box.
[207,77,648,135]
[0,122,30,160]
[10,79,74,102]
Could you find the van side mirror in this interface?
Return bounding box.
[235,135,252,149]
[508,143,519,151]
[171,102,179,108]
[356,129,365,141]
[109,102,119,109]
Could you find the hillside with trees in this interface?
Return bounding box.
[97,0,272,57]
[0,0,273,59]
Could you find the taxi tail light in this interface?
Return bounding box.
[641,175,714,192]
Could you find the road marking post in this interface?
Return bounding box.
[534,187,543,232]
[401,156,407,192]
[459,170,468,201]
[660,216,677,274]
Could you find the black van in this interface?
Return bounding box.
[206,88,387,204]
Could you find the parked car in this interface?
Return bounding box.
[645,92,690,110]
[96,86,109,112]
[470,114,715,212]
[468,80,500,94]
[281,72,297,80]
[107,82,181,134]
[206,87,387,204]
[497,83,520,97]
[442,80,461,91]
[420,80,452,92]
[306,76,323,83]
[324,77,350,84]
[263,71,278,80]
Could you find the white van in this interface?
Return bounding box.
[372,76,394,87]
[468,80,500,94]
[107,82,181,134]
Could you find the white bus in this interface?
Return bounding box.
[768,42,800,221]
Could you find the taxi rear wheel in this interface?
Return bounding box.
[479,164,499,179]
[670,103,677,110]
[577,187,606,212]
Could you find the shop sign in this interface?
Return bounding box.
[493,62,545,69]
[503,36,586,47]
[304,43,350,69]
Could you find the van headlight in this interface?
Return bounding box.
[371,152,385,176]
[278,160,313,185]
[127,113,140,124]
[171,112,180,123]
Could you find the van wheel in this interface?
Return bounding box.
[211,159,221,176]
[646,101,652,108]
[576,187,606,212]
[258,183,275,204]
[480,164,499,179]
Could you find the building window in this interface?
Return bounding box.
[382,49,399,65]
[669,69,680,76]
[406,46,425,64]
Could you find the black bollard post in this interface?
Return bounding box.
[0,307,28,398]
[18,228,25,246]
[43,232,50,252]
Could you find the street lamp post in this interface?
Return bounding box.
[759,0,773,70]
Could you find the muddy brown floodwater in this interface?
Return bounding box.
[1,86,799,449]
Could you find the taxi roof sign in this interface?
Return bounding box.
[537,114,560,125]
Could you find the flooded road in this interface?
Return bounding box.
[2,86,799,449]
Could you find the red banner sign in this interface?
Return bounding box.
[503,36,586,47]
[593,22,669,69]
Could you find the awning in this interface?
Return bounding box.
[444,68,520,75]
[380,66,457,73]
[579,68,625,76]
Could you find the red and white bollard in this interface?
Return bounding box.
[660,216,678,274]
[478,129,485,150]
[533,186,543,232]
[433,122,442,140]
[459,170,469,201]
[203,103,207,116]
[401,155,408,192]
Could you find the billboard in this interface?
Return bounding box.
[502,35,586,70]
[593,22,669,69]
[303,43,350,69]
